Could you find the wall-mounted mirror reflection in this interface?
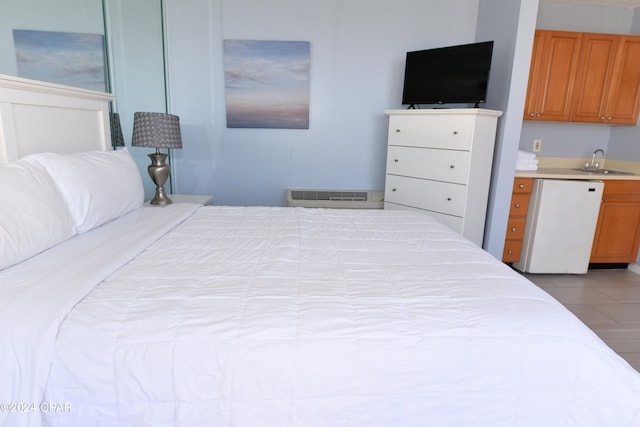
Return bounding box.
[0,0,170,199]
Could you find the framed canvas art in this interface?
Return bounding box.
[224,39,310,129]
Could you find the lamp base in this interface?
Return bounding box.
[147,152,172,205]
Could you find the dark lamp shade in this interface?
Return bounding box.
[131,112,182,149]
[110,112,125,147]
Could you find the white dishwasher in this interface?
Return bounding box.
[513,179,603,274]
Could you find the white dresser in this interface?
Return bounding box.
[383,109,503,246]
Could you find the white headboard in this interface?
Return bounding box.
[0,74,114,164]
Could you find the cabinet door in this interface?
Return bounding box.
[524,30,582,122]
[590,180,640,263]
[604,36,640,125]
[571,33,619,123]
[591,202,640,262]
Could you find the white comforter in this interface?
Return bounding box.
[0,204,200,427]
[4,206,640,426]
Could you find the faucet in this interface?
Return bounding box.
[585,148,605,169]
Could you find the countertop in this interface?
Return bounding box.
[514,157,640,181]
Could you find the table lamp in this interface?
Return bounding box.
[131,112,182,205]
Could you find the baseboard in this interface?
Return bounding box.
[627,263,640,275]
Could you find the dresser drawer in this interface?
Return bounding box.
[384,174,466,216]
[386,146,470,184]
[602,180,640,202]
[502,240,523,263]
[384,202,464,234]
[512,177,534,194]
[505,216,526,240]
[509,193,531,217]
[387,115,475,150]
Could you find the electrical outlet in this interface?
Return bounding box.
[533,139,542,152]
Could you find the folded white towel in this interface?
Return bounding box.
[517,150,537,160]
[516,163,538,171]
[517,158,538,165]
[516,157,539,171]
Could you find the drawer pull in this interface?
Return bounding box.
[515,203,521,208]
[447,197,452,201]
[394,159,399,163]
[392,188,397,192]
[518,183,525,189]
[449,165,455,169]
[395,129,401,133]
[508,249,513,254]
[453,131,459,135]
[511,227,517,232]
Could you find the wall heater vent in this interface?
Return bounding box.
[286,189,384,209]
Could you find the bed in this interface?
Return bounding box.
[1,74,640,427]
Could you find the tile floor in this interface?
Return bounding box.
[522,268,640,372]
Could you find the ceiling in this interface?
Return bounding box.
[544,0,640,7]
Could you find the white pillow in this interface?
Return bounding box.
[28,149,144,233]
[0,158,77,270]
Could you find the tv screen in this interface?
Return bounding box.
[401,41,494,108]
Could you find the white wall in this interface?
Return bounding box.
[165,0,481,206]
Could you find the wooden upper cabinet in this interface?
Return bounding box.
[572,34,640,124]
[604,37,640,124]
[524,30,582,122]
[571,33,619,123]
[525,30,640,125]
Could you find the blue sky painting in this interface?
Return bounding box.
[224,40,310,129]
[13,29,107,92]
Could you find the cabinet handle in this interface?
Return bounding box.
[453,131,459,135]
[529,113,535,117]
[392,188,397,192]
[511,227,517,232]
[394,159,399,163]
[449,164,455,169]
[518,183,525,189]
[607,116,613,121]
[508,249,513,254]
[536,113,541,117]
[601,116,606,120]
[395,129,401,133]
[447,197,452,201]
[515,203,521,208]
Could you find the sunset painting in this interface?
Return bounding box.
[224,39,310,129]
[13,29,107,92]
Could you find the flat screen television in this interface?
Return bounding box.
[401,41,494,108]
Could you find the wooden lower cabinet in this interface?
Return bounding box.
[590,180,640,263]
[502,178,534,263]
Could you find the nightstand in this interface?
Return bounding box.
[146,194,213,206]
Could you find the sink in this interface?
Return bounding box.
[572,168,635,175]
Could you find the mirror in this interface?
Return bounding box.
[104,0,170,199]
[0,0,169,199]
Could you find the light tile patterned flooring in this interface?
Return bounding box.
[522,268,640,372]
